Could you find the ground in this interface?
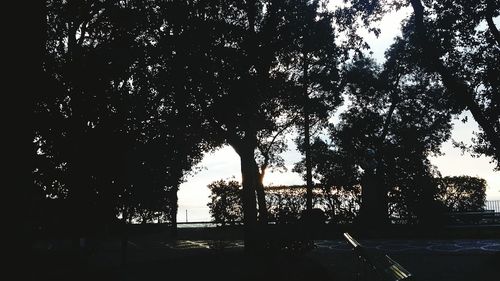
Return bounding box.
[28,226,500,281]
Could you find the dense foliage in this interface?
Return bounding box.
[207,180,243,226]
[37,0,498,250]
[207,176,486,225]
[341,0,500,169]
[436,176,487,213]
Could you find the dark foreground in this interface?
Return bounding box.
[31,248,331,281]
[28,226,500,281]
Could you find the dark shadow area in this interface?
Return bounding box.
[31,247,331,281]
[29,225,500,281]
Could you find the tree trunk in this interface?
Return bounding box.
[486,0,500,47]
[327,194,336,222]
[359,171,377,227]
[238,145,259,252]
[68,145,89,253]
[66,22,91,254]
[359,156,388,228]
[120,208,129,267]
[304,104,313,212]
[365,103,396,228]
[256,172,268,224]
[374,167,389,226]
[303,53,313,212]
[170,187,178,238]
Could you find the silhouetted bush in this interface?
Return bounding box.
[207,180,243,226]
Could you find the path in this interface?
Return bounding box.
[158,238,500,253]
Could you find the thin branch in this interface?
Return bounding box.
[378,73,401,142]
[77,3,105,46]
[256,113,300,174]
[486,0,500,47]
[265,114,300,156]
[409,0,500,164]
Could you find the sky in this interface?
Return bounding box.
[177,7,500,222]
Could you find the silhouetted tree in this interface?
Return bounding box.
[172,0,343,250]
[341,0,500,169]
[250,0,342,224]
[301,36,457,226]
[407,0,500,169]
[39,0,209,244]
[207,179,243,226]
[286,0,343,213]
[295,138,362,222]
[40,0,144,244]
[436,176,487,212]
[40,0,342,252]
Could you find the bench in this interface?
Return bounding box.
[344,232,414,281]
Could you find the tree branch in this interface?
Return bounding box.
[378,74,401,142]
[256,114,299,175]
[77,3,105,46]
[486,0,500,47]
[409,0,500,165]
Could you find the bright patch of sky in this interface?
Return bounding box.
[429,112,500,201]
[177,5,500,222]
[357,7,412,61]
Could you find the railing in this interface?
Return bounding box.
[485,200,500,212]
[344,232,414,281]
[176,221,219,228]
[445,211,500,225]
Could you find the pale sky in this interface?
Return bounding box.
[177,6,500,222]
